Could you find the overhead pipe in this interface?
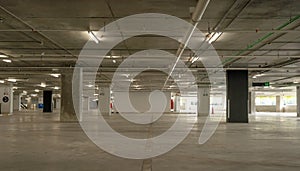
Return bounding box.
[12,55,300,62]
[0,67,299,72]
[0,29,300,33]
[223,15,300,67]
[162,0,211,89]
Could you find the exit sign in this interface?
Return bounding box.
[252,82,270,87]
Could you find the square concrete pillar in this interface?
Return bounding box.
[297,86,300,117]
[197,87,210,116]
[226,70,248,123]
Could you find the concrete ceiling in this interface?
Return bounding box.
[0,0,299,93]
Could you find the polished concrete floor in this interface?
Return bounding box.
[0,110,300,171]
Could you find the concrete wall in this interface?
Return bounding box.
[256,106,276,112]
[114,91,171,113]
[256,105,296,112]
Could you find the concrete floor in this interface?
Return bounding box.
[0,111,300,171]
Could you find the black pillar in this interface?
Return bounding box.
[226,70,248,123]
[43,90,53,113]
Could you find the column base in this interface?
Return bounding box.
[60,112,78,122]
[198,113,209,117]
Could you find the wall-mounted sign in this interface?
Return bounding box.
[2,96,9,103]
[252,82,270,87]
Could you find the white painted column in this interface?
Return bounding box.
[276,95,281,112]
[250,91,256,114]
[173,95,178,112]
[197,87,210,116]
[9,86,13,115]
[297,86,300,117]
[55,98,61,109]
[0,85,13,115]
[99,87,111,115]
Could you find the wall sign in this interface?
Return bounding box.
[2,96,9,103]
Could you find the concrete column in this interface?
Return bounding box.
[173,95,178,112]
[297,86,300,117]
[276,95,280,112]
[13,93,21,111]
[55,98,61,109]
[82,96,89,111]
[60,68,82,121]
[249,91,256,114]
[0,85,13,115]
[38,97,43,110]
[197,87,210,116]
[226,70,248,123]
[98,87,111,115]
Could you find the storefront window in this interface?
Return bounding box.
[282,96,296,106]
[255,96,276,106]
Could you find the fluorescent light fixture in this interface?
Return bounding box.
[34,89,40,92]
[0,80,4,83]
[13,87,18,89]
[54,86,60,90]
[123,74,130,78]
[2,59,12,63]
[88,31,100,44]
[256,74,264,77]
[294,81,299,84]
[0,54,8,58]
[40,82,46,87]
[50,74,60,78]
[208,32,222,44]
[94,93,99,96]
[191,56,200,63]
[31,94,38,97]
[86,84,93,88]
[7,78,17,82]
[112,59,116,63]
[252,76,257,79]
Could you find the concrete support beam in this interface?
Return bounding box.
[0,85,13,115]
[197,87,210,116]
[98,87,111,115]
[13,93,21,111]
[249,91,256,114]
[276,95,282,112]
[60,68,82,121]
[297,86,300,117]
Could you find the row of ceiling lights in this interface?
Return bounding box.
[1,30,223,65]
[0,73,61,84]
[0,54,12,63]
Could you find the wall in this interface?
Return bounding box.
[114,91,171,113]
[256,105,296,112]
[256,105,276,112]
